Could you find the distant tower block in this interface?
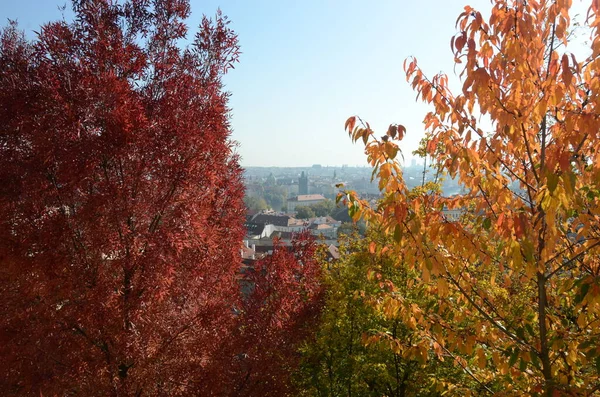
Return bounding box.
[299,171,308,195]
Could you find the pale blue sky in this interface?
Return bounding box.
[1,1,590,166]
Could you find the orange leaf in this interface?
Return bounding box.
[345,116,356,135]
[369,241,376,254]
[561,54,572,86]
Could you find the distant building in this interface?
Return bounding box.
[309,223,336,239]
[287,194,327,212]
[299,171,308,195]
[244,221,275,239]
[246,212,308,239]
[441,207,464,222]
[326,244,340,261]
[308,216,341,239]
[251,213,292,227]
[241,240,257,260]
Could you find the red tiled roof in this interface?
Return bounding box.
[310,223,332,230]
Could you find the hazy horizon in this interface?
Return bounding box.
[241,161,424,169]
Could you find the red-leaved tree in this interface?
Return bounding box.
[231,233,324,396]
[0,1,245,395]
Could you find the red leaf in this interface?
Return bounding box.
[345,116,357,135]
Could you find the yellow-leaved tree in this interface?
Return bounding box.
[343,0,600,395]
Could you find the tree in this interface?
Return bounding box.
[296,206,316,219]
[295,200,336,219]
[337,222,357,237]
[233,232,324,396]
[263,185,288,211]
[297,231,467,396]
[337,221,367,238]
[0,1,244,395]
[343,0,600,395]
[244,195,269,213]
[311,199,336,217]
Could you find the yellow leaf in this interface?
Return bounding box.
[511,241,522,269]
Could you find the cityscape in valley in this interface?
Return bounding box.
[243,161,467,207]
[240,162,467,260]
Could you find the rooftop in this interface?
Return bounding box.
[251,213,291,227]
[290,194,326,202]
[244,222,266,235]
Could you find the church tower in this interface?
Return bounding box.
[299,171,308,195]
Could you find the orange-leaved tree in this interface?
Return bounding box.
[343,0,600,395]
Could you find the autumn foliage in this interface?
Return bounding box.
[233,233,324,396]
[0,2,328,395]
[0,0,248,395]
[297,231,468,396]
[344,0,600,395]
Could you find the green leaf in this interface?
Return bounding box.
[519,358,527,372]
[516,327,526,341]
[508,349,519,367]
[579,340,594,351]
[348,204,357,219]
[521,239,535,263]
[525,323,535,337]
[575,282,590,305]
[394,224,403,243]
[547,173,559,194]
[531,352,541,370]
[483,217,492,230]
[425,257,433,271]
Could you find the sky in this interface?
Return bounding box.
[0,0,592,167]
